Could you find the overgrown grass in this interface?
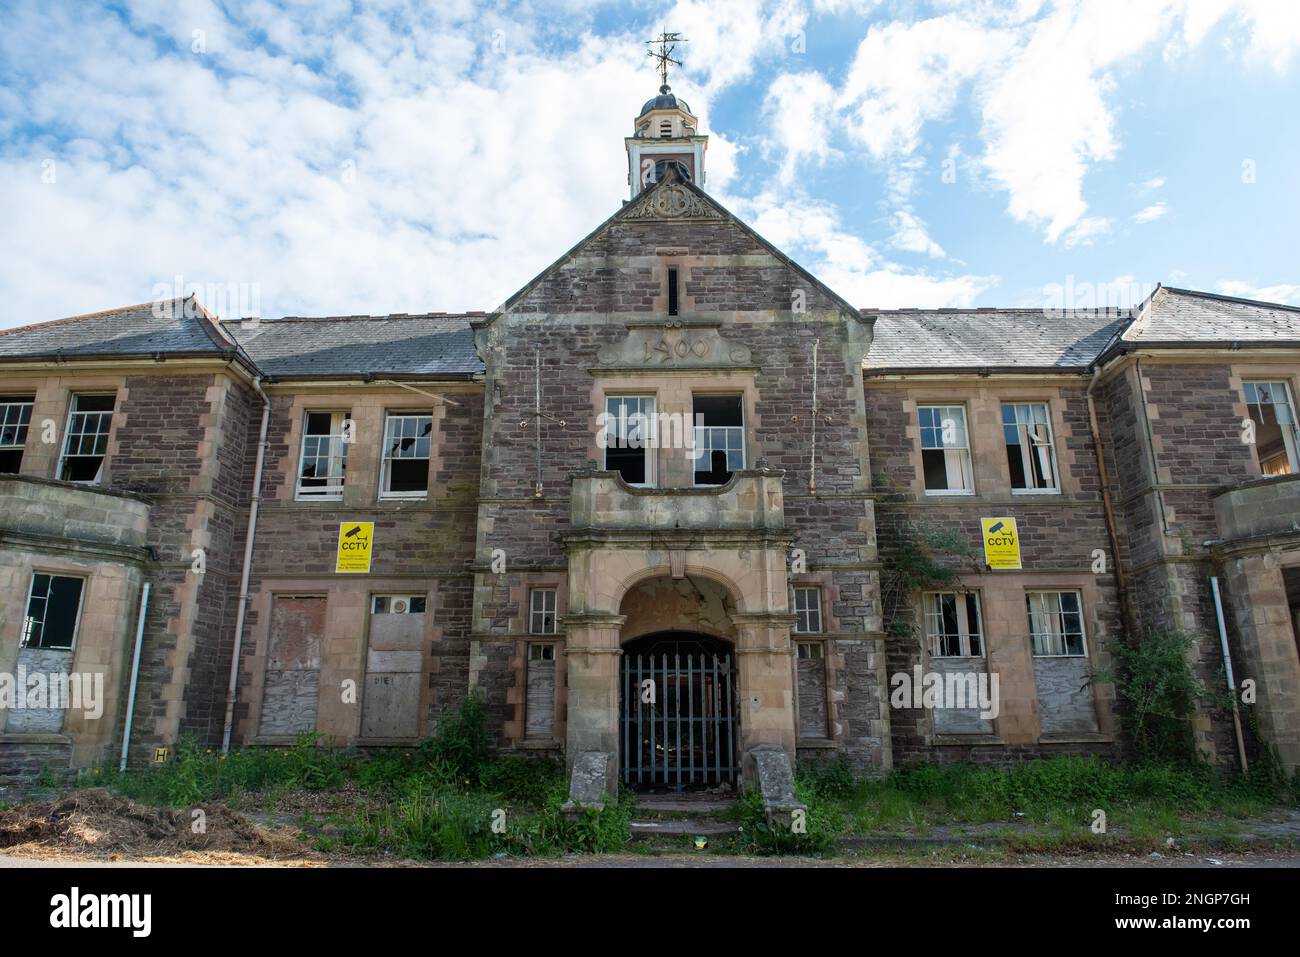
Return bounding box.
[73,694,631,861]
[800,754,1299,839]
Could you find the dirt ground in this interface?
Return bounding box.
[0,788,324,867]
[1,789,1297,868]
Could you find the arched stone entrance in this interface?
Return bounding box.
[560,483,798,795]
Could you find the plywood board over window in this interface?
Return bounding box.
[259,596,325,736]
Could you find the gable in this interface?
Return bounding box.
[496,169,861,323]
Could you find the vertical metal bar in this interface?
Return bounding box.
[647,653,655,786]
[674,650,682,791]
[711,654,721,784]
[687,652,696,786]
[723,654,734,778]
[661,653,669,788]
[621,651,629,785]
[636,653,644,786]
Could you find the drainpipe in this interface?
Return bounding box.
[1134,358,1172,537]
[1086,365,1137,642]
[118,581,151,772]
[1210,575,1249,774]
[221,376,271,753]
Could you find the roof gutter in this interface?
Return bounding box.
[221,375,271,753]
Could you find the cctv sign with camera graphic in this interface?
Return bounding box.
[980,517,1021,570]
[336,522,374,574]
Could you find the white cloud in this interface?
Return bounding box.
[1133,202,1169,223]
[1214,280,1300,304]
[888,210,946,258]
[734,193,996,307]
[763,71,840,184]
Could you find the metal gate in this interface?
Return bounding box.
[619,634,737,790]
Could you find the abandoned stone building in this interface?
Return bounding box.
[1,84,1298,799]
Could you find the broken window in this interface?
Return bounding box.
[793,586,822,634]
[22,573,85,650]
[1027,591,1087,657]
[692,394,744,486]
[296,411,351,499]
[380,412,432,497]
[925,592,983,657]
[58,394,114,483]
[529,588,557,635]
[918,405,973,494]
[603,395,656,486]
[1244,381,1300,475]
[1003,402,1058,492]
[0,396,34,474]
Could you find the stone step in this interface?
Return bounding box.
[629,819,741,838]
[634,795,738,815]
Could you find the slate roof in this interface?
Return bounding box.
[1120,286,1300,345]
[220,314,485,379]
[863,309,1130,373]
[0,297,237,360]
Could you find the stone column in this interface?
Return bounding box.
[560,612,625,792]
[1224,552,1300,773]
[732,612,798,778]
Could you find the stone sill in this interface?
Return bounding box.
[516,739,562,750]
[933,735,1005,747]
[0,733,72,745]
[796,738,838,749]
[1038,732,1112,745]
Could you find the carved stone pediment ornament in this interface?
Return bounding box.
[596,321,752,368]
[624,184,722,221]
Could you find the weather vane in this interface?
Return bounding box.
[646,30,686,90]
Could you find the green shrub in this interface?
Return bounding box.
[738,781,839,855]
[477,755,565,806]
[415,691,492,780]
[1100,628,1206,761]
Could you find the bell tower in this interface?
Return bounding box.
[626,32,708,198]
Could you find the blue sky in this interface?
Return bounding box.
[1,0,1298,329]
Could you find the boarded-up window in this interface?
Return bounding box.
[360,594,425,739]
[259,596,324,736]
[796,641,828,739]
[525,642,556,739]
[1027,591,1098,734]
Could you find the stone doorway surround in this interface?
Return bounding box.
[560,467,797,794]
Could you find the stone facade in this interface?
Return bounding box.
[1,105,1298,790]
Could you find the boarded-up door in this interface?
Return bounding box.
[525,643,556,740]
[360,607,424,739]
[259,596,324,736]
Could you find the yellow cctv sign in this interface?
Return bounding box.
[981,517,1021,570]
[336,522,374,574]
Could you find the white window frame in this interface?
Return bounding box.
[1243,380,1300,475]
[1027,590,1088,658]
[528,642,556,662]
[379,412,433,499]
[58,393,115,484]
[1002,402,1060,494]
[371,594,427,614]
[925,591,984,658]
[529,588,557,635]
[603,395,657,487]
[692,394,746,487]
[793,586,822,634]
[0,396,34,463]
[296,411,351,501]
[795,640,824,660]
[918,404,974,495]
[21,571,87,652]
